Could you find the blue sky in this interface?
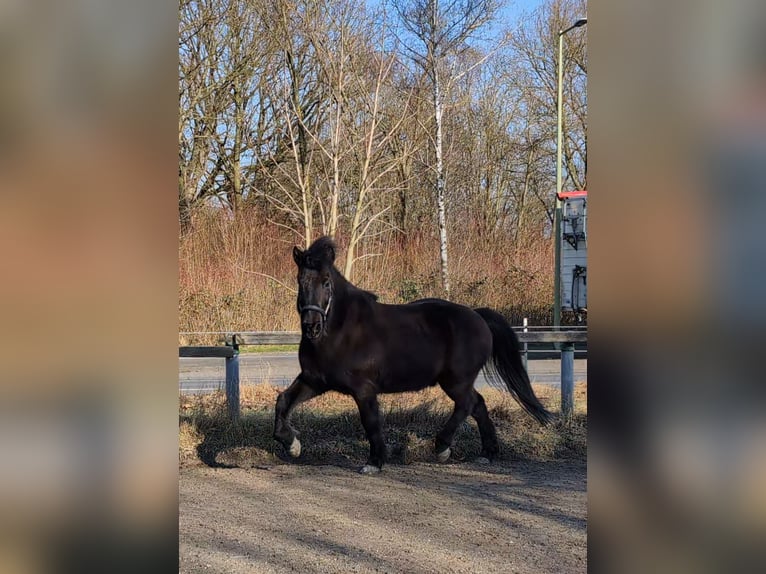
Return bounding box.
[503,0,544,23]
[365,0,545,46]
[366,0,545,27]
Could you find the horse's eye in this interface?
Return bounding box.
[323,278,331,289]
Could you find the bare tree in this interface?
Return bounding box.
[342,43,414,280]
[391,0,503,295]
[213,0,265,213]
[443,54,521,246]
[179,0,281,224]
[302,0,360,239]
[253,0,325,247]
[510,0,587,193]
[289,2,416,278]
[179,0,229,229]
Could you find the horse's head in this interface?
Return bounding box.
[293,237,336,340]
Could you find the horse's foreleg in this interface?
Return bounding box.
[273,375,318,457]
[353,392,386,474]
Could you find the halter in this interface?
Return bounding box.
[299,294,333,322]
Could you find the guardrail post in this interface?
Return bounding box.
[561,342,575,420]
[521,317,529,372]
[225,334,240,421]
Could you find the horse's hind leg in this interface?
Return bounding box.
[274,375,319,458]
[471,390,499,461]
[353,391,386,474]
[435,381,477,463]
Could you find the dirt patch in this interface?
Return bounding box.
[180,459,585,574]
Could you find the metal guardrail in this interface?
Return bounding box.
[179,344,240,420]
[218,330,587,346]
[179,329,586,421]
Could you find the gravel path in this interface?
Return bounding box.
[180,459,586,573]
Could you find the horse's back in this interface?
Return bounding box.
[403,298,491,339]
[375,298,493,388]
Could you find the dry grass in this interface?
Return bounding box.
[179,207,555,338]
[179,382,586,468]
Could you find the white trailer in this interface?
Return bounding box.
[558,190,587,313]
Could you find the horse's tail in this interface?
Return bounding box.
[474,307,554,426]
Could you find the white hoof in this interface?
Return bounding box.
[359,465,381,475]
[288,438,301,458]
[475,457,491,465]
[436,447,451,463]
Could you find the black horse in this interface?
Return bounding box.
[274,236,553,474]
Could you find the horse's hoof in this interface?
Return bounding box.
[288,438,301,458]
[359,464,381,475]
[475,456,491,465]
[436,447,451,463]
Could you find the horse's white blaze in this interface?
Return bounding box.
[289,438,301,457]
[437,447,451,463]
[359,465,381,475]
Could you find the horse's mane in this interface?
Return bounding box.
[344,278,378,304]
[304,236,378,304]
[330,263,378,305]
[303,236,337,270]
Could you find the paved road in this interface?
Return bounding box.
[179,352,587,394]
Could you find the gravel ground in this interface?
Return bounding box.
[180,458,586,573]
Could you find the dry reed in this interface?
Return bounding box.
[179,206,555,340]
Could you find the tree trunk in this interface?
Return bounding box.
[433,73,450,296]
[343,218,359,280]
[179,170,192,235]
[328,94,341,237]
[285,47,313,247]
[231,89,243,213]
[515,145,535,253]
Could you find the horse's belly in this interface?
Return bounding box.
[378,376,439,394]
[377,360,441,393]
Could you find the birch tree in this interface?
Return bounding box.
[391,0,502,295]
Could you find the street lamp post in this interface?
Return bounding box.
[554,17,587,329]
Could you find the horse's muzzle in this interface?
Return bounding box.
[299,299,331,340]
[302,320,323,339]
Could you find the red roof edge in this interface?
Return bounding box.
[557,190,587,200]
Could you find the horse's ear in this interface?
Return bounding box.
[292,246,304,267]
[323,242,335,264]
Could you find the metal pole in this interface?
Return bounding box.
[561,342,575,420]
[521,317,528,372]
[554,30,564,331]
[225,336,240,421]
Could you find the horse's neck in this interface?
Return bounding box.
[330,276,374,327]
